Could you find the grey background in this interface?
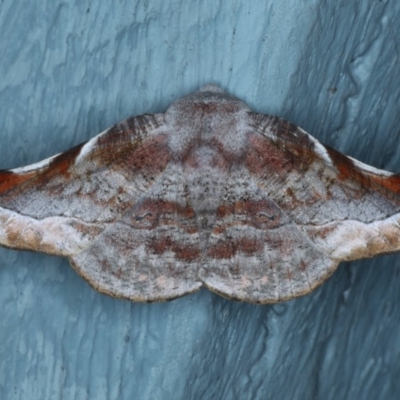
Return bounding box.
[0,1,400,399]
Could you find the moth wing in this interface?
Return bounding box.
[0,114,202,300]
[201,114,400,303]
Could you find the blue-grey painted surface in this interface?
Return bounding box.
[0,1,399,399]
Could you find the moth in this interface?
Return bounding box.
[1,85,400,304]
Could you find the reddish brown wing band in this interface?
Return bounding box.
[1,85,400,304]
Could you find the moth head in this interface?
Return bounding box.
[165,86,251,158]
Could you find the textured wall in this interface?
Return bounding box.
[0,1,400,399]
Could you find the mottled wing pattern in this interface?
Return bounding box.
[199,114,400,303]
[0,113,202,301]
[222,113,400,302]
